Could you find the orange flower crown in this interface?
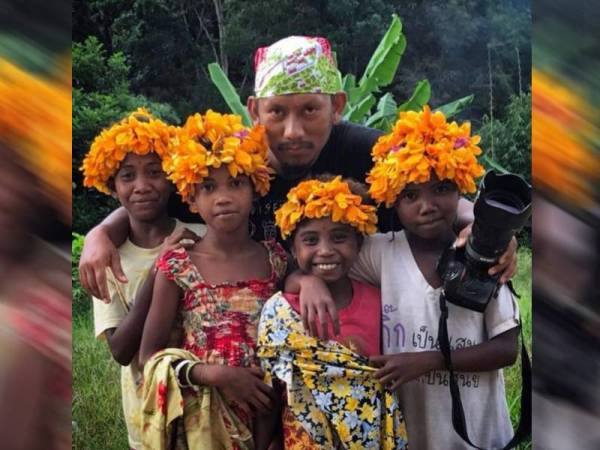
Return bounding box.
[275,176,378,239]
[163,110,271,205]
[0,58,71,223]
[367,105,485,207]
[81,108,176,194]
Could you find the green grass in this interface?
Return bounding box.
[72,311,129,450]
[504,247,532,450]
[72,248,532,449]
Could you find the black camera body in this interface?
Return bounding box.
[437,171,532,312]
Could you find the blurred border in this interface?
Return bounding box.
[532,0,600,448]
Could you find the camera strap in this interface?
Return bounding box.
[438,292,531,450]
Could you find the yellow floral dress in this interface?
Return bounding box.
[258,293,408,450]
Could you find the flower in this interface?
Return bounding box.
[81,108,176,194]
[157,381,168,415]
[163,110,272,206]
[275,176,378,239]
[359,403,377,422]
[330,377,352,397]
[367,105,485,207]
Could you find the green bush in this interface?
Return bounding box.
[73,36,180,234]
[479,93,531,184]
[72,232,91,318]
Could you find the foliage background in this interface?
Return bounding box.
[73,2,532,448]
[73,0,531,234]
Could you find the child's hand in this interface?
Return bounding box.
[296,274,340,339]
[454,224,518,283]
[204,365,275,414]
[79,226,126,302]
[370,352,443,391]
[158,227,201,259]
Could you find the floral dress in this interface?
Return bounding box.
[154,240,287,445]
[258,294,408,450]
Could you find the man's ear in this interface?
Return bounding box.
[331,92,347,123]
[247,96,260,124]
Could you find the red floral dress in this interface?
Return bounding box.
[156,240,287,438]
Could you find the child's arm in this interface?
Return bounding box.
[104,267,157,365]
[139,270,181,365]
[253,380,283,450]
[187,364,275,416]
[79,207,131,301]
[370,327,519,390]
[284,270,339,339]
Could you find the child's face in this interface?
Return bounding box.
[394,174,459,240]
[292,218,361,284]
[113,153,171,222]
[191,165,254,233]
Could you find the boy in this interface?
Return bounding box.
[82,109,205,449]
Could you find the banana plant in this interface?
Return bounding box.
[208,14,474,131]
[342,14,406,122]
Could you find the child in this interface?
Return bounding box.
[82,108,206,450]
[258,175,408,449]
[295,106,521,449]
[138,110,287,450]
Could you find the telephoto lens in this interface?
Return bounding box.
[437,170,532,312]
[467,171,532,271]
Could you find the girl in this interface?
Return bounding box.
[138,111,287,450]
[294,106,521,449]
[258,175,408,449]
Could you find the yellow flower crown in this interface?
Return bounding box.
[0,59,71,223]
[163,110,271,205]
[81,108,175,194]
[367,105,485,207]
[275,176,378,239]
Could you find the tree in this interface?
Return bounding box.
[72,36,179,233]
[478,92,531,183]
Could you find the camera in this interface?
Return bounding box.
[437,170,532,312]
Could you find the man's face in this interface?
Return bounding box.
[248,92,346,178]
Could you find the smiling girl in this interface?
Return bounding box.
[257,175,408,449]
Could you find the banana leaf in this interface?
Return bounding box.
[343,94,376,123]
[365,92,398,131]
[435,94,474,119]
[208,62,251,126]
[397,80,431,113]
[352,14,406,102]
